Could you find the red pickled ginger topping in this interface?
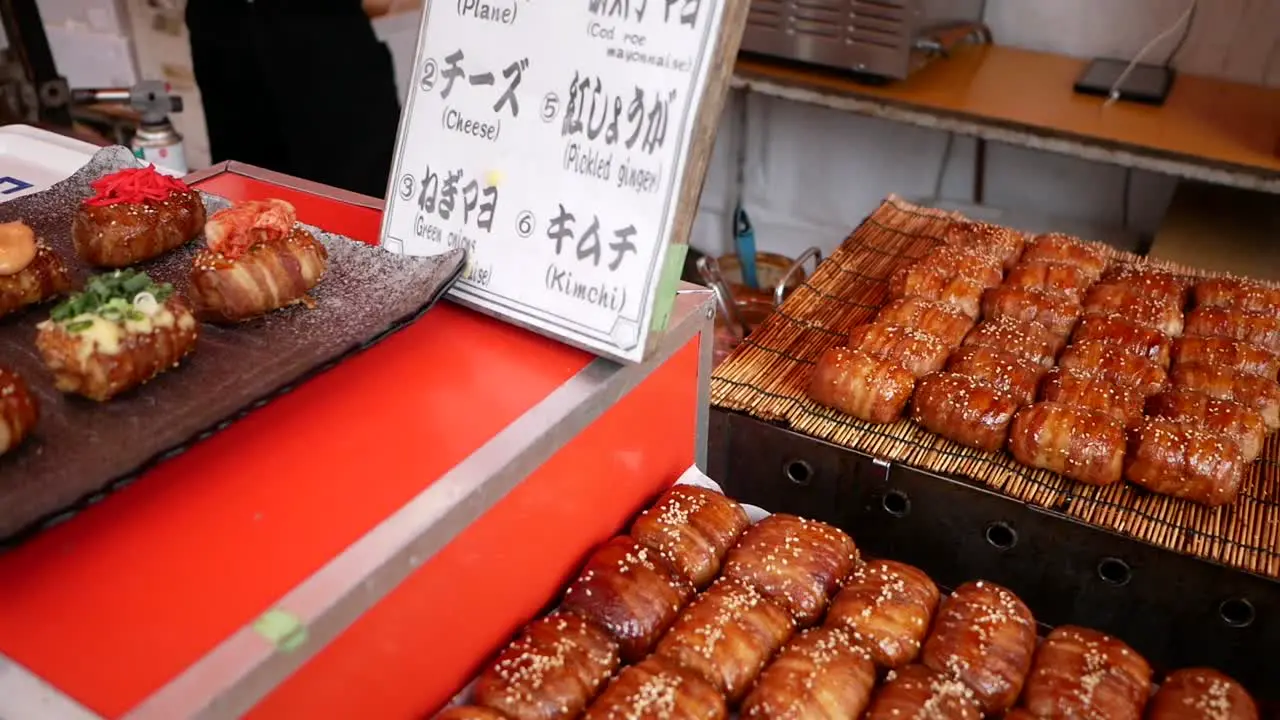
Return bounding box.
[85,165,192,207]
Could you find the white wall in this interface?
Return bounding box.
[687,0,1280,264]
[29,0,137,87]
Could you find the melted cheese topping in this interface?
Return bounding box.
[67,308,178,361]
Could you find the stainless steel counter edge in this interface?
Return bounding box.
[0,655,101,720]
[121,286,715,720]
[730,75,1280,196]
[182,162,390,212]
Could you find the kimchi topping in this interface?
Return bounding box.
[204,198,297,260]
[84,165,192,207]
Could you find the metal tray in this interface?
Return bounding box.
[708,409,1278,701]
[0,147,466,545]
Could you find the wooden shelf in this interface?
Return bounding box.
[733,44,1280,193]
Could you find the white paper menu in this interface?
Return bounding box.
[380,0,730,363]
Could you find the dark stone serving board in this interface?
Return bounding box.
[0,147,466,543]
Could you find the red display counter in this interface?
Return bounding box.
[0,163,714,720]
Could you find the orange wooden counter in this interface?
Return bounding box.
[0,164,714,720]
[734,43,1280,193]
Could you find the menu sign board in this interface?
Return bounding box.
[380,0,748,362]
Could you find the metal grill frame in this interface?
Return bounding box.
[708,409,1277,702]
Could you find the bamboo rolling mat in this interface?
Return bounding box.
[711,196,1280,580]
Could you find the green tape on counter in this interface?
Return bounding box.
[650,243,690,334]
[253,608,308,653]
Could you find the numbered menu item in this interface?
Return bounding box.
[72,166,205,268]
[36,270,199,402]
[382,0,744,361]
[0,220,73,318]
[189,199,330,323]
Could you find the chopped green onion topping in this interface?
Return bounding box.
[50,269,173,325]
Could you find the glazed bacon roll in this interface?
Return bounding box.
[1009,402,1126,487]
[921,580,1036,714]
[1058,340,1168,396]
[36,270,199,402]
[1020,626,1152,720]
[945,345,1045,407]
[1039,367,1145,429]
[910,372,1019,453]
[914,245,1004,290]
[654,576,794,702]
[474,613,620,720]
[630,485,750,589]
[721,514,858,627]
[875,296,974,347]
[190,199,329,323]
[889,263,986,319]
[808,347,915,424]
[1146,389,1267,463]
[847,323,951,378]
[1147,668,1259,720]
[739,627,876,720]
[0,367,38,457]
[943,220,1025,270]
[1184,307,1280,358]
[1124,419,1246,507]
[1083,283,1184,337]
[1101,263,1190,306]
[561,536,693,662]
[980,285,1082,339]
[73,165,205,267]
[1003,260,1094,301]
[825,559,940,668]
[1021,233,1110,280]
[583,656,725,720]
[0,221,72,319]
[1173,335,1280,380]
[1170,362,1280,430]
[962,316,1061,368]
[436,707,509,720]
[863,664,982,720]
[1194,275,1280,315]
[1073,313,1174,368]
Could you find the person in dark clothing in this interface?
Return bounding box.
[185,0,403,198]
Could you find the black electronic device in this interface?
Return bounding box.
[1074,57,1175,106]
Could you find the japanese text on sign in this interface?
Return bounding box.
[380,0,730,361]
